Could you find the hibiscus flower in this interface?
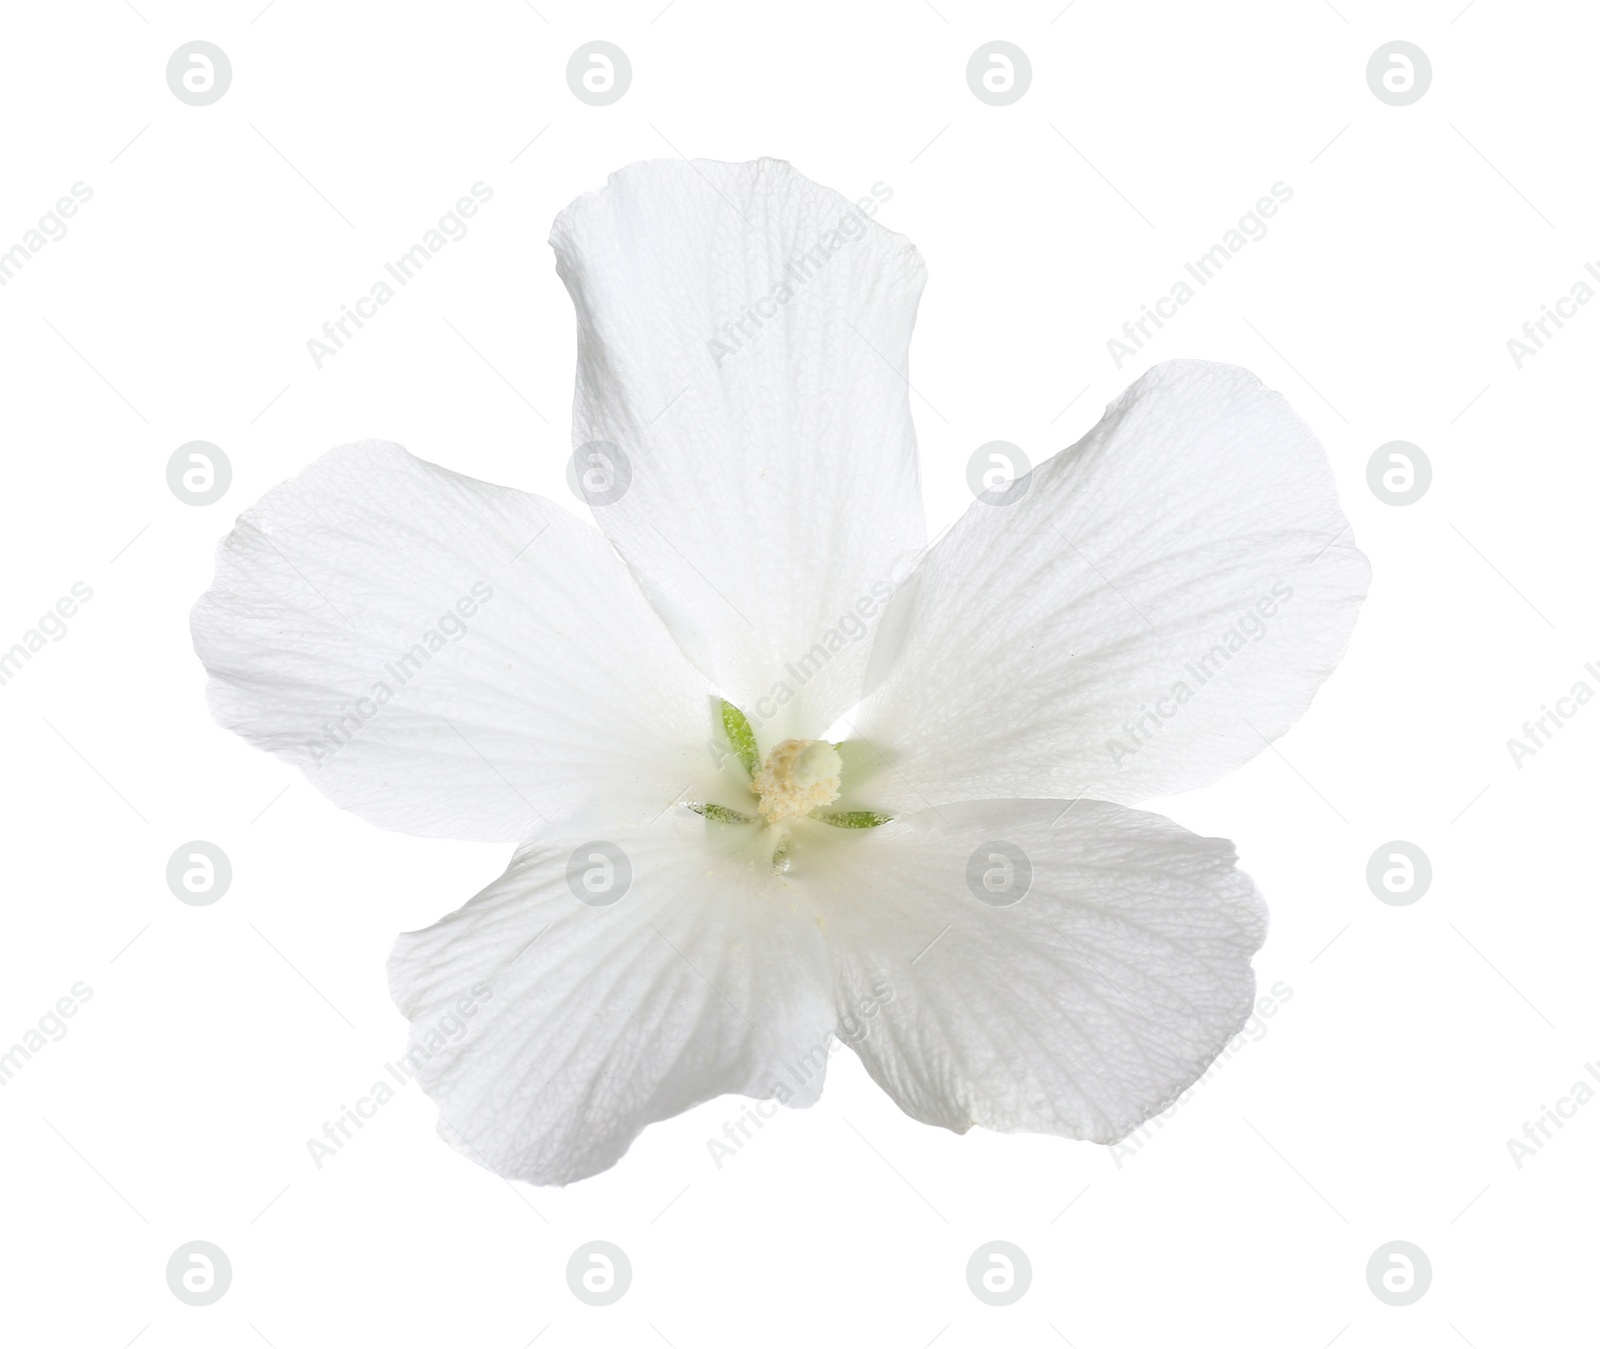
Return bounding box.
[192,157,1368,1185]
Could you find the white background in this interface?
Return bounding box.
[1,1,1595,1345]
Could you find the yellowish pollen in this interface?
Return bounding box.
[750,738,843,823]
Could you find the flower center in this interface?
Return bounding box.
[750,738,843,823]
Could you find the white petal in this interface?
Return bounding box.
[192,441,721,841]
[550,158,927,744]
[854,360,1370,810]
[388,811,836,1184]
[802,799,1266,1142]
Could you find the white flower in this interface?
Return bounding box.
[192,157,1369,1185]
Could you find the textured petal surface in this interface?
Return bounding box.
[801,799,1267,1142]
[853,360,1370,811]
[551,157,927,745]
[388,811,836,1184]
[192,441,719,841]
